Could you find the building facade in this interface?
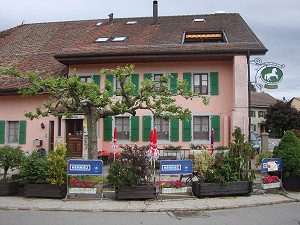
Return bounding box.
[0,4,267,158]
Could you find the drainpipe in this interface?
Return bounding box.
[247,51,251,142]
[153,1,158,26]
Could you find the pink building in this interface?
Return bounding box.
[0,3,267,158]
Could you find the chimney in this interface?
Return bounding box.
[153,1,158,26]
[108,13,113,25]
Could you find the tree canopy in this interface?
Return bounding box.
[265,100,300,136]
[1,64,209,159]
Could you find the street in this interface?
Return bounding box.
[0,202,299,225]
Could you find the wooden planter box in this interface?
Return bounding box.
[116,185,157,200]
[282,176,300,191]
[24,183,67,198]
[0,182,19,196]
[192,181,252,198]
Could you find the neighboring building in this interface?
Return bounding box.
[291,97,300,110]
[0,2,267,158]
[250,92,277,136]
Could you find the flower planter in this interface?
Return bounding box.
[192,181,252,198]
[68,187,97,194]
[261,182,281,190]
[115,185,157,200]
[0,182,19,196]
[161,187,188,194]
[24,183,67,198]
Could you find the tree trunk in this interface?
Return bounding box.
[86,108,99,159]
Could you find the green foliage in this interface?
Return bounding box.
[106,145,151,188]
[163,145,182,150]
[273,130,300,178]
[265,100,300,136]
[193,150,215,182]
[189,143,208,150]
[47,144,67,186]
[0,145,25,181]
[19,151,50,184]
[256,150,273,166]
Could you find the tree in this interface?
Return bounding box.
[265,100,300,136]
[1,65,209,159]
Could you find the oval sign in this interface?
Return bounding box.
[260,67,283,84]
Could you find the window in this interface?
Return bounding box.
[7,121,19,144]
[126,21,138,25]
[154,116,169,140]
[112,36,128,42]
[193,116,209,140]
[251,111,256,118]
[183,31,226,43]
[154,73,163,91]
[95,37,110,42]
[115,77,121,95]
[258,111,265,118]
[251,124,257,132]
[193,73,208,95]
[115,117,130,140]
[80,76,92,83]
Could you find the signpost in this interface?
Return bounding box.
[160,160,193,175]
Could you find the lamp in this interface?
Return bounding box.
[40,122,45,129]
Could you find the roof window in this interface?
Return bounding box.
[126,21,139,25]
[193,18,206,22]
[96,22,103,26]
[95,37,110,42]
[112,36,128,42]
[183,31,226,43]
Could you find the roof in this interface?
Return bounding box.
[251,92,277,107]
[0,13,267,92]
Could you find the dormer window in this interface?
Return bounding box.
[183,31,226,43]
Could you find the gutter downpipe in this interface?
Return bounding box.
[247,51,251,143]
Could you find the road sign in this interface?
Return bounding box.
[160,160,193,175]
[67,159,103,175]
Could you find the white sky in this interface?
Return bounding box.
[1,0,299,100]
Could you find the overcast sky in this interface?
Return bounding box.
[1,0,299,100]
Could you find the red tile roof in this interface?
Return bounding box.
[0,13,267,92]
[251,92,277,107]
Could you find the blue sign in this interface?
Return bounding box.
[160,160,193,175]
[261,158,282,173]
[68,160,103,175]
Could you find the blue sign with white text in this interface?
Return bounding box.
[261,158,282,173]
[68,160,103,175]
[160,160,193,175]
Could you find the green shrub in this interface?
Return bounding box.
[0,145,25,181]
[273,130,300,178]
[193,150,215,182]
[19,151,49,184]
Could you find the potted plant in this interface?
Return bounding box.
[107,145,156,200]
[192,127,254,198]
[156,179,188,194]
[261,175,281,189]
[0,145,25,195]
[68,177,99,194]
[273,130,300,191]
[20,144,68,198]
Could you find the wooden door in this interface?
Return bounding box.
[66,119,83,157]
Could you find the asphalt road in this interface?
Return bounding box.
[1,202,299,225]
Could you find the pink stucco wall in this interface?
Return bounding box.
[0,56,249,157]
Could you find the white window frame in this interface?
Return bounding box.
[114,116,130,143]
[191,113,211,144]
[6,121,20,145]
[192,72,209,95]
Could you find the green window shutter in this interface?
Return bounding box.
[104,116,113,141]
[19,120,26,144]
[182,117,192,141]
[210,72,219,95]
[131,74,139,96]
[183,72,192,94]
[170,73,178,95]
[0,120,5,144]
[211,115,220,142]
[106,75,114,97]
[92,75,100,87]
[143,73,152,80]
[130,116,139,142]
[170,119,179,141]
[142,116,152,141]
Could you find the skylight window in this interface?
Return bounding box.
[126,21,139,25]
[96,22,103,26]
[183,31,226,43]
[112,36,128,42]
[193,18,206,22]
[95,37,110,42]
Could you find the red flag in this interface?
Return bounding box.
[113,127,117,151]
[152,127,159,157]
[210,128,214,155]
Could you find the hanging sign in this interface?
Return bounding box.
[160,160,193,175]
[251,58,285,90]
[68,159,103,175]
[261,158,282,173]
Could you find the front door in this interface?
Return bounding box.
[66,119,83,157]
